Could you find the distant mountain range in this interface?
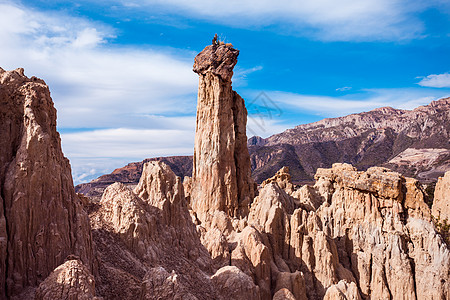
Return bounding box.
[76,98,450,197]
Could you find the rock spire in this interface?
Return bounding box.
[191,43,255,220]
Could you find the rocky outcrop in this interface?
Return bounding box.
[312,164,448,299]
[273,288,296,300]
[0,68,94,298]
[90,161,217,299]
[34,258,98,300]
[433,170,450,221]
[141,267,197,300]
[191,43,255,221]
[211,266,260,300]
[261,166,295,194]
[323,280,360,300]
[239,163,448,299]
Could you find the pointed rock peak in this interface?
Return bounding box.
[193,42,239,81]
[262,167,292,185]
[135,161,181,198]
[14,67,25,76]
[134,161,185,220]
[35,259,97,300]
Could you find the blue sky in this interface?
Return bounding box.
[1,0,450,184]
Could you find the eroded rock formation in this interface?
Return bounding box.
[4,42,450,300]
[0,68,94,298]
[191,43,255,221]
[34,258,98,300]
[433,170,450,221]
[89,161,217,299]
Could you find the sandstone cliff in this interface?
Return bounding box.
[0,68,94,298]
[190,43,255,221]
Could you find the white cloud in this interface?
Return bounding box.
[0,1,198,130]
[72,28,106,48]
[267,88,450,117]
[417,73,450,88]
[336,86,352,92]
[0,1,200,184]
[122,0,429,41]
[234,65,263,87]
[62,126,195,184]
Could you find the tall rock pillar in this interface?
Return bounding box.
[191,43,255,221]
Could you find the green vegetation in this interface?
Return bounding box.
[433,215,450,248]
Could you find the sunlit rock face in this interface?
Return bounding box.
[191,43,255,221]
[0,68,94,298]
[433,170,450,221]
[35,259,98,300]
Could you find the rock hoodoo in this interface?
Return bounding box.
[0,68,94,298]
[191,43,255,221]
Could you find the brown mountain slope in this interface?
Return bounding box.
[76,98,450,197]
[250,98,450,183]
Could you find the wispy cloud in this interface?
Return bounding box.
[62,127,194,159]
[417,73,450,88]
[336,86,352,92]
[62,126,195,184]
[0,1,198,130]
[0,1,199,183]
[234,65,263,86]
[120,0,431,41]
[267,88,450,117]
